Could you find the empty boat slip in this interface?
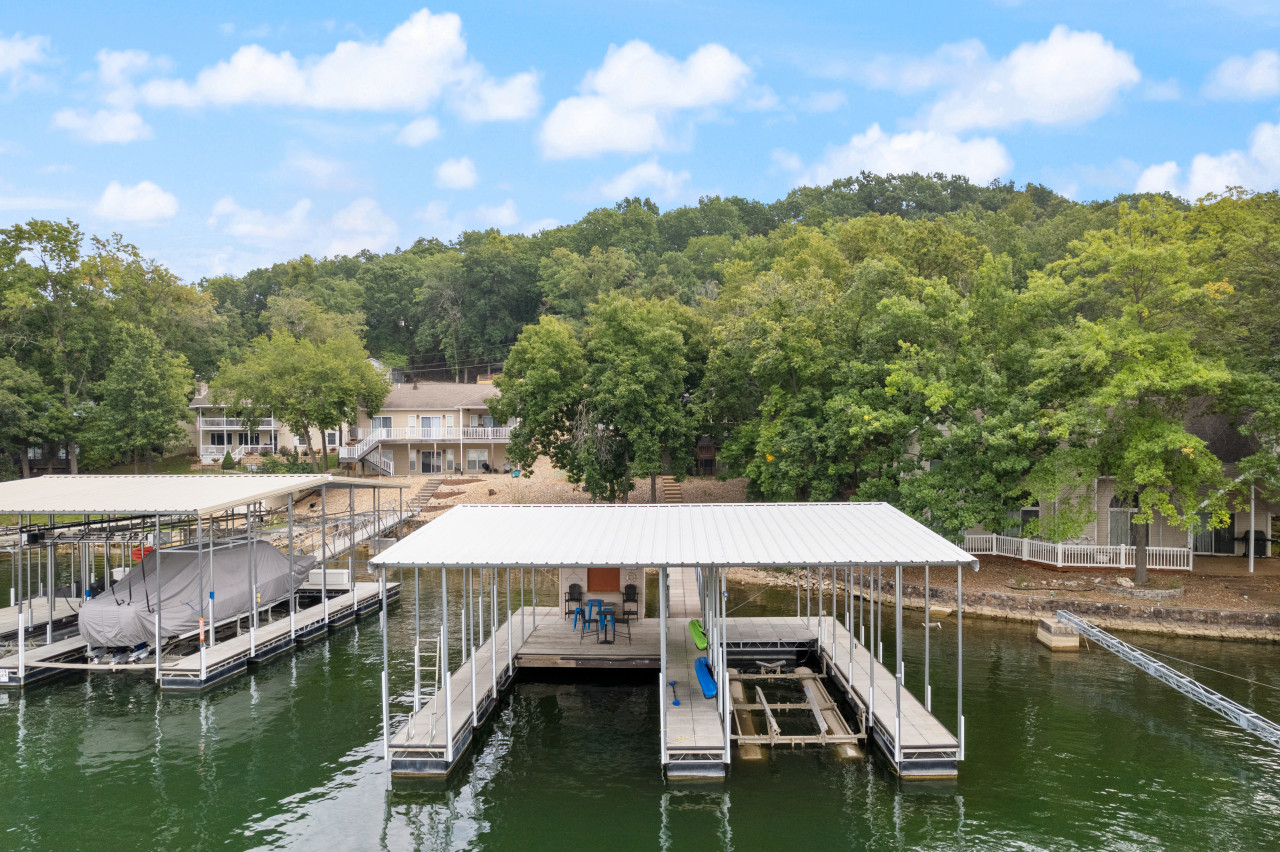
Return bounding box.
[369,503,978,781]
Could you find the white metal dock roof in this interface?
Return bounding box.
[0,474,393,516]
[371,503,978,569]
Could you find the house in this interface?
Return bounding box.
[337,381,514,476]
[188,385,317,464]
[967,409,1277,566]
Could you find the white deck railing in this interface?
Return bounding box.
[337,426,512,465]
[963,534,1191,570]
[197,417,279,430]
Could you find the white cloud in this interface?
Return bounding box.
[0,32,49,89]
[207,195,399,257]
[396,116,441,146]
[51,108,153,143]
[326,197,398,255]
[599,159,691,200]
[1135,121,1280,199]
[540,40,751,159]
[208,196,312,243]
[92,180,178,223]
[137,9,539,120]
[1203,50,1280,100]
[416,198,553,239]
[796,123,1013,186]
[282,150,356,189]
[435,156,478,189]
[866,28,1139,132]
[925,27,1140,131]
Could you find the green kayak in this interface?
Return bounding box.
[689,619,708,650]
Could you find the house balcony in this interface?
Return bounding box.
[199,444,278,462]
[337,426,512,463]
[197,416,280,431]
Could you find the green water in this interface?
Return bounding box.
[2,568,1279,851]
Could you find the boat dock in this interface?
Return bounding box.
[0,596,80,644]
[0,580,398,690]
[386,605,959,779]
[371,503,978,784]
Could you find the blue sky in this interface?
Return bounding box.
[3,1,1280,279]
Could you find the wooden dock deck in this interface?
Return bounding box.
[667,564,702,618]
[663,616,725,776]
[0,596,81,643]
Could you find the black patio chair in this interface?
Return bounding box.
[622,583,639,617]
[564,582,583,619]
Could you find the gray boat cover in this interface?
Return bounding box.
[79,541,315,648]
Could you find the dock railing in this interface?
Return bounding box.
[963,534,1191,570]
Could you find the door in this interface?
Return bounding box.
[445,448,455,473]
[587,567,620,593]
[1213,514,1236,554]
[1193,512,1214,554]
[420,451,442,473]
[422,416,442,438]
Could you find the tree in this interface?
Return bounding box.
[492,297,706,501]
[212,330,389,473]
[0,220,114,473]
[1025,201,1236,584]
[82,325,194,472]
[0,357,50,479]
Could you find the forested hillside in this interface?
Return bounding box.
[3,173,1278,554]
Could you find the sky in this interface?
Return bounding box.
[3,0,1280,280]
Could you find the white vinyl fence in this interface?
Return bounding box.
[963,534,1191,570]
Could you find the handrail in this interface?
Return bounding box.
[1058,611,1280,749]
[964,533,1192,570]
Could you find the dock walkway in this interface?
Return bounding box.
[0,596,80,643]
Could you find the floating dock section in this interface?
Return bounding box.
[371,503,978,782]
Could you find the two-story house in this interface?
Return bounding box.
[338,381,513,476]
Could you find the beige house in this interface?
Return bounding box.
[968,412,1276,565]
[338,381,513,477]
[188,385,320,464]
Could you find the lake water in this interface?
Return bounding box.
[2,566,1278,851]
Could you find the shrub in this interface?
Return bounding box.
[221,450,236,470]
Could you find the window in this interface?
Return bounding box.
[325,432,339,447]
[371,416,392,430]
[58,446,67,460]
[1108,495,1140,547]
[470,414,480,428]
[466,449,489,471]
[28,447,42,460]
[481,415,494,428]
[409,455,417,472]
[209,433,227,447]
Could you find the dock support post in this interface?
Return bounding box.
[868,562,875,724]
[506,567,512,675]
[858,566,864,647]
[199,515,207,682]
[469,567,476,731]
[321,486,329,625]
[16,514,24,682]
[806,566,811,627]
[520,566,525,642]
[442,566,453,765]
[895,563,903,767]
[155,514,163,683]
[46,515,53,645]
[288,501,296,642]
[957,562,964,761]
[381,563,390,762]
[817,566,823,650]
[1250,484,1256,574]
[846,566,852,688]
[924,564,931,712]
[659,563,668,766]
[249,505,257,657]
[877,567,883,663]
[721,565,730,768]
[795,564,800,618]
[414,566,421,714]
[349,484,355,589]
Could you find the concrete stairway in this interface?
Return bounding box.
[661,476,682,504]
[408,475,447,514]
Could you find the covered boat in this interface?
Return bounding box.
[80,541,315,648]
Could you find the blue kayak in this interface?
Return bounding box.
[695,656,717,698]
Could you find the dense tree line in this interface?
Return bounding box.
[3,173,1277,585]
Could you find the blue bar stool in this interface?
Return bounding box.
[572,606,587,631]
